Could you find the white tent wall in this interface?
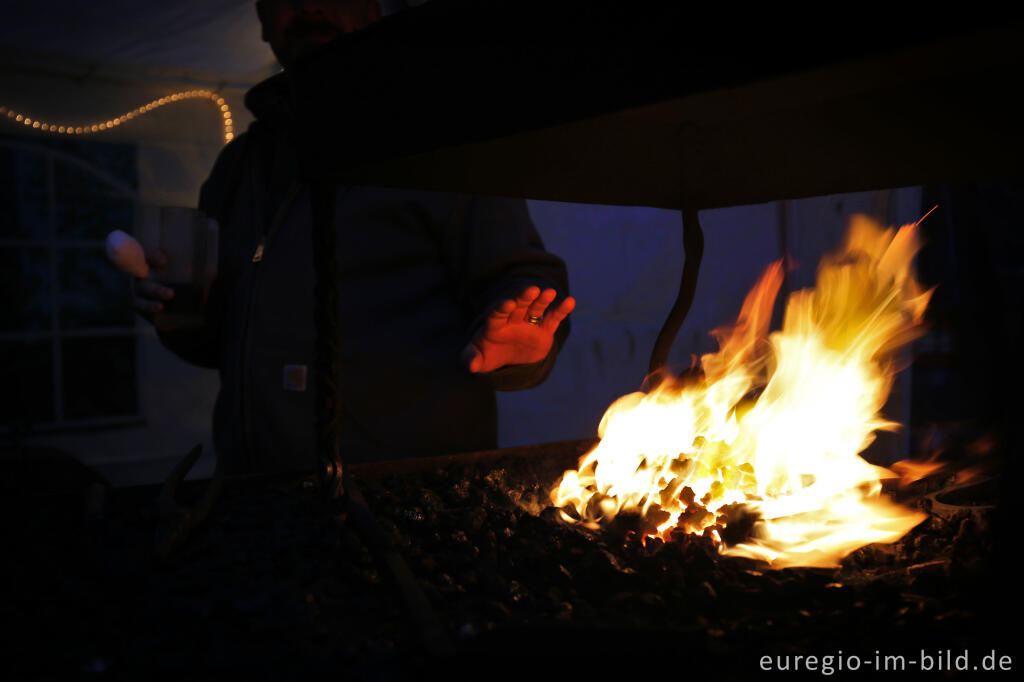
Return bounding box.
[0,1,277,87]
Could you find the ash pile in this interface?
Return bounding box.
[358,442,1009,668]
[3,439,1012,678]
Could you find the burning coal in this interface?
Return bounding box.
[551,215,933,568]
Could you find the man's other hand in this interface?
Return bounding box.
[462,286,576,374]
[131,249,174,322]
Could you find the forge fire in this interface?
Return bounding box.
[552,215,933,568]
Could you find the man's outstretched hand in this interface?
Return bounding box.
[462,286,576,374]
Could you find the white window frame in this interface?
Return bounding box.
[1,138,144,432]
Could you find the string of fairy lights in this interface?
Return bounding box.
[0,89,234,144]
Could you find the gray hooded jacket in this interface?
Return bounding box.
[156,74,571,474]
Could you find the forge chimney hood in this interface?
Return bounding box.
[289,1,1023,210]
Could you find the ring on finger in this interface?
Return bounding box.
[526,314,543,325]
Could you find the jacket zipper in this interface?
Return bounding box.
[238,182,303,470]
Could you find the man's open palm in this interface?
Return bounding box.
[462,286,576,373]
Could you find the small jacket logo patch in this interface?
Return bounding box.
[283,364,307,392]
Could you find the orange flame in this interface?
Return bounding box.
[551,215,932,568]
[890,458,946,487]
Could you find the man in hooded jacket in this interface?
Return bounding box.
[132,0,574,474]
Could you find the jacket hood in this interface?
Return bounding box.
[244,72,293,128]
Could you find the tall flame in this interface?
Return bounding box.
[551,215,932,568]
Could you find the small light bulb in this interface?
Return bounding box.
[15,114,23,121]
[58,126,65,133]
[75,126,83,134]
[32,121,40,128]
[91,125,98,132]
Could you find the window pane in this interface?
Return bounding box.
[62,336,138,419]
[56,246,134,329]
[0,246,51,332]
[0,146,49,240]
[54,164,133,241]
[0,340,54,428]
[0,182,16,237]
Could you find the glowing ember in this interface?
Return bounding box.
[551,215,933,568]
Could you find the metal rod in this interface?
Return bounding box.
[309,180,344,498]
[647,204,704,379]
[155,444,224,561]
[309,179,454,656]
